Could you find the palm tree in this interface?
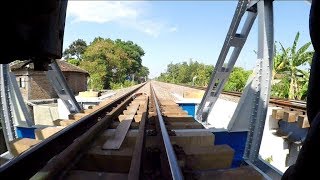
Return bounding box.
[278,32,313,99]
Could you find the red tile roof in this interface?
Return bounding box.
[56,60,88,74]
[10,60,89,75]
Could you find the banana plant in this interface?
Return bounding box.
[278,32,313,99]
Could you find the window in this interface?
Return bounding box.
[19,77,26,88]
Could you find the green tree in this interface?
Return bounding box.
[83,38,127,88]
[135,66,149,81]
[157,61,250,92]
[272,42,290,81]
[66,58,80,66]
[193,64,214,87]
[82,37,145,89]
[271,77,290,98]
[277,32,313,99]
[297,69,309,100]
[157,60,214,87]
[63,39,88,60]
[79,59,106,90]
[224,67,252,92]
[115,39,145,70]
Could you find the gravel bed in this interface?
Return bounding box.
[109,81,241,104]
[151,81,177,100]
[136,82,151,94]
[219,94,240,103]
[151,81,240,103]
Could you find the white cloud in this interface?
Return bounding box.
[66,1,177,37]
[169,26,178,32]
[134,20,165,37]
[67,1,140,23]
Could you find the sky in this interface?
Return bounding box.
[63,1,312,78]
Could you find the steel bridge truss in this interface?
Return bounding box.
[0,0,312,179]
[0,59,82,152]
[196,0,311,179]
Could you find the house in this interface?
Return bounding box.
[10,60,89,100]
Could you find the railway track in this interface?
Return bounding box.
[182,84,307,113]
[177,83,310,141]
[0,83,145,179]
[0,82,263,179]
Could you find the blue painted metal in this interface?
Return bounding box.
[178,103,196,117]
[16,126,36,139]
[277,120,308,142]
[213,131,248,167]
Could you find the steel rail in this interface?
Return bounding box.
[151,86,184,180]
[33,89,142,179]
[0,83,145,179]
[177,83,306,110]
[128,101,148,180]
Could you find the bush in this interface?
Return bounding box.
[224,67,252,92]
[110,80,136,90]
[271,78,290,99]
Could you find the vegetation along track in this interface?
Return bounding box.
[0,82,264,180]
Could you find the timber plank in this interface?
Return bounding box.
[283,111,303,122]
[166,122,204,129]
[66,170,127,180]
[53,119,75,126]
[297,115,310,128]
[34,126,65,140]
[184,145,234,170]
[164,116,195,122]
[68,113,87,120]
[271,109,285,120]
[9,138,41,157]
[110,122,139,129]
[192,166,263,180]
[102,105,139,150]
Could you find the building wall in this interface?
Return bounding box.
[12,70,88,100]
[29,71,57,100]
[14,70,30,100]
[64,72,87,95]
